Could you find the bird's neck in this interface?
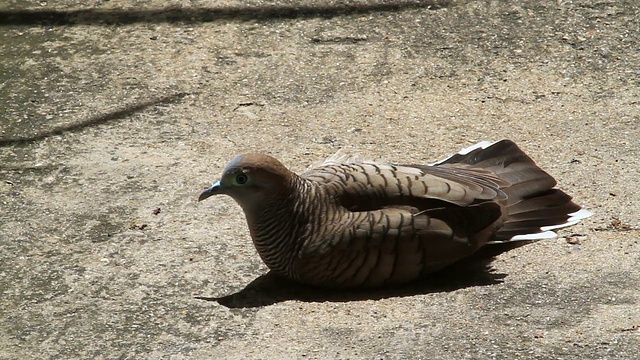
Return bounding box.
[245,176,318,279]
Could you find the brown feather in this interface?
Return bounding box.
[199,140,592,288]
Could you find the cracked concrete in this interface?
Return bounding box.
[1,0,639,359]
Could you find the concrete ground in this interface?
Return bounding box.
[1,0,639,359]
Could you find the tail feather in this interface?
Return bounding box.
[508,189,574,215]
[439,140,592,242]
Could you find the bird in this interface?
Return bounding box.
[198,140,592,289]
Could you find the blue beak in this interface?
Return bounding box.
[198,181,221,201]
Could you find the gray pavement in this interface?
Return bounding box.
[1,1,639,359]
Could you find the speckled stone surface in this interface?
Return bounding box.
[1,1,638,359]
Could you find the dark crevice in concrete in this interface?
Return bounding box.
[0,92,188,147]
[0,1,456,26]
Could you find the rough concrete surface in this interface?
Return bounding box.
[1,0,639,359]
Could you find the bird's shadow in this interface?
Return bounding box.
[195,255,508,308]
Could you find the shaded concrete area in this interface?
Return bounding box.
[1,0,638,358]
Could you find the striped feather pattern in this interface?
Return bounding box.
[199,140,592,288]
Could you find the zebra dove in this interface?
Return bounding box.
[199,140,592,288]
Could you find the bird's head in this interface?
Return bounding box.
[198,153,295,214]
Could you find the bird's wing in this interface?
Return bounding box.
[296,161,513,287]
[301,161,510,209]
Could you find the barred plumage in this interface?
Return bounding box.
[199,140,592,288]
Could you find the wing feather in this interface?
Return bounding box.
[302,161,508,208]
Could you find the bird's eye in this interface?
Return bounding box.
[235,173,249,185]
